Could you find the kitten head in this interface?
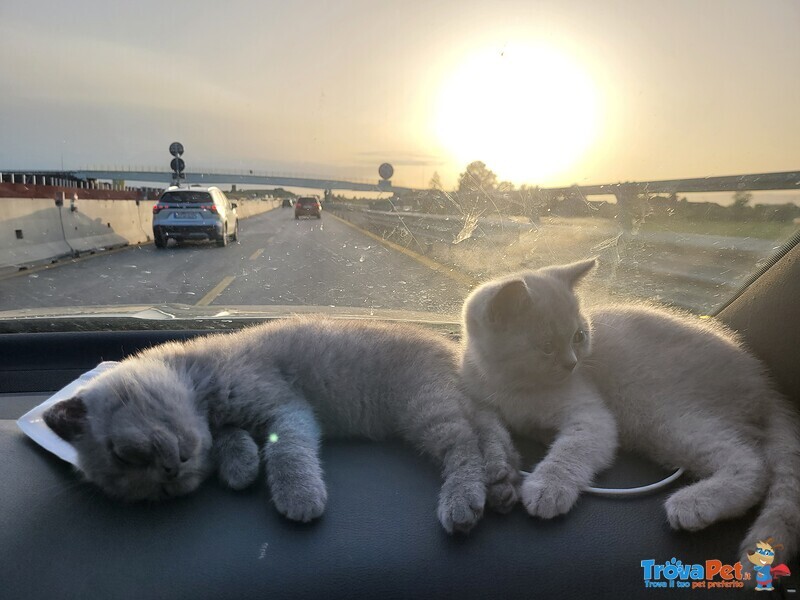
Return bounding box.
[462,259,596,388]
[43,358,213,502]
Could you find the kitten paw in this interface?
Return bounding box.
[521,473,580,519]
[438,478,486,534]
[486,465,520,514]
[665,488,717,531]
[271,477,328,523]
[216,432,260,490]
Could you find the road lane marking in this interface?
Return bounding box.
[325,212,478,288]
[195,275,236,306]
[249,248,265,260]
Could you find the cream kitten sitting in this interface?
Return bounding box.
[460,259,800,567]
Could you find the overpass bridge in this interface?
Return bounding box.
[0,168,797,197]
[0,168,411,194]
[547,171,800,196]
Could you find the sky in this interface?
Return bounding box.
[1,0,798,190]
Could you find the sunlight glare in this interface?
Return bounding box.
[434,43,599,185]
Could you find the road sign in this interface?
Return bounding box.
[170,158,186,172]
[378,163,394,180]
[169,142,184,157]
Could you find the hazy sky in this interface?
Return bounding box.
[1,0,798,189]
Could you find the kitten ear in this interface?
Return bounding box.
[487,279,531,325]
[549,258,597,287]
[43,397,87,441]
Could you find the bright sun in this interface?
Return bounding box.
[434,43,599,185]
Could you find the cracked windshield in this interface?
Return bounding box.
[1,1,798,324]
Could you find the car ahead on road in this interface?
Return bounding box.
[152,186,239,248]
[295,196,322,219]
[281,198,295,208]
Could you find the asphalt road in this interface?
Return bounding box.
[0,208,470,316]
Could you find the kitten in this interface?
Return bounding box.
[460,259,800,565]
[43,317,519,533]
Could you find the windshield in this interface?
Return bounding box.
[1,1,798,324]
[160,191,213,204]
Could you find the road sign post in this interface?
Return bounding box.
[169,142,185,185]
[379,163,394,181]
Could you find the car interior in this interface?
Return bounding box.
[1,240,798,599]
[2,2,798,599]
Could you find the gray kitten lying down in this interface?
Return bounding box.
[43,318,519,533]
[461,259,800,565]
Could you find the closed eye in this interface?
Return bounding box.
[108,440,150,467]
[110,448,135,466]
[541,341,554,355]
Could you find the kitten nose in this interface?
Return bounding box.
[562,358,577,372]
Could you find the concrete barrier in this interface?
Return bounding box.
[0,199,73,270]
[0,192,279,276]
[234,199,280,219]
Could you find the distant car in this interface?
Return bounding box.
[281,198,294,208]
[152,185,239,248]
[295,196,322,219]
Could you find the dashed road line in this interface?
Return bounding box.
[249,248,265,260]
[195,275,236,306]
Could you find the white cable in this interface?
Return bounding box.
[519,468,686,498]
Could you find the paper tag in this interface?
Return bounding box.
[16,361,121,468]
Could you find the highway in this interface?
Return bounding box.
[0,208,470,317]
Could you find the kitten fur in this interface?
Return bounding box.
[43,317,519,533]
[461,259,800,568]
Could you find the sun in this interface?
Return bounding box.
[433,43,600,185]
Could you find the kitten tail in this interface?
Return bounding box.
[739,396,800,566]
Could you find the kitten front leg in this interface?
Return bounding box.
[472,406,521,513]
[263,400,327,523]
[214,427,260,490]
[522,392,617,519]
[402,384,488,534]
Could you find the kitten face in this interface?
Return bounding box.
[463,259,596,388]
[43,359,213,502]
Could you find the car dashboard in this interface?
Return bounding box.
[1,244,798,600]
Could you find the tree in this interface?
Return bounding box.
[457,161,498,193]
[428,171,443,191]
[497,181,515,193]
[732,191,752,208]
[731,191,753,221]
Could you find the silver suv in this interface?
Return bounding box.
[152,186,239,248]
